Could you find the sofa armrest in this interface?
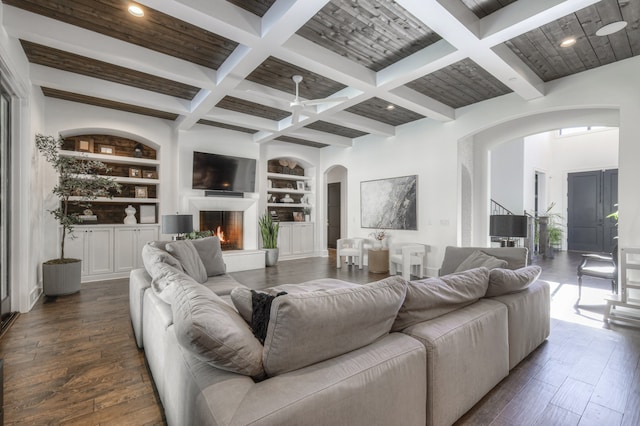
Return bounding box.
[129,268,152,348]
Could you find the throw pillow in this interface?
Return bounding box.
[392,267,490,331]
[191,236,226,277]
[262,276,406,377]
[150,262,196,304]
[171,280,265,379]
[166,240,208,284]
[250,290,287,344]
[142,243,184,274]
[230,278,363,324]
[454,250,508,273]
[486,265,542,297]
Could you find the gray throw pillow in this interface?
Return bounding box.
[454,250,508,273]
[151,262,196,304]
[392,267,490,331]
[166,240,208,284]
[261,276,406,377]
[486,265,542,297]
[171,280,265,379]
[141,244,184,276]
[191,236,226,277]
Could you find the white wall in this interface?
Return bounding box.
[490,138,524,214]
[321,56,640,275]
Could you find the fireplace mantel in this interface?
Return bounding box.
[187,196,258,251]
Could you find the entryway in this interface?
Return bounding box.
[567,169,618,253]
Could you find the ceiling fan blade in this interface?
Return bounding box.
[291,109,300,124]
[300,96,348,106]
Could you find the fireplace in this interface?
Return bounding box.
[200,211,243,251]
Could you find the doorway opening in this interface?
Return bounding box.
[325,165,347,250]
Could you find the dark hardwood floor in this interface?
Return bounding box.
[0,250,638,425]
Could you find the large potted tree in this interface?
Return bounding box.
[36,134,121,295]
[259,211,279,266]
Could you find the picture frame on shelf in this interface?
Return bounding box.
[140,205,156,223]
[135,186,148,198]
[296,181,305,191]
[76,139,94,153]
[129,168,141,178]
[97,144,114,155]
[142,170,157,179]
[293,212,304,222]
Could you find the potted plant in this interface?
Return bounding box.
[259,210,279,266]
[303,207,311,222]
[36,134,121,295]
[369,229,388,249]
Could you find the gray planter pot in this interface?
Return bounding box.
[42,259,82,296]
[265,248,279,267]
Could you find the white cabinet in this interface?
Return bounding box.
[62,224,159,282]
[277,222,314,259]
[114,226,159,273]
[65,227,114,276]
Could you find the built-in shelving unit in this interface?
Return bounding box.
[266,160,314,222]
[60,134,160,224]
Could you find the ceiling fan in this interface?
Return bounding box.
[288,75,347,124]
[249,75,347,124]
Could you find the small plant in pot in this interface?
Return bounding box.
[36,134,121,295]
[259,210,279,267]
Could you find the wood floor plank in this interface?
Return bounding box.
[490,378,559,425]
[550,377,594,415]
[590,366,634,413]
[578,402,623,426]
[535,403,581,426]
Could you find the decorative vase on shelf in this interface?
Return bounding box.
[281,194,294,203]
[124,205,137,224]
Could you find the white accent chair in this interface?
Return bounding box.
[336,238,364,269]
[389,243,425,280]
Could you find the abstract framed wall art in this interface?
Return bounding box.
[360,175,417,230]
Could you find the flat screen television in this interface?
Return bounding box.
[192,151,257,193]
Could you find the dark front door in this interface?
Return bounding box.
[327,182,341,249]
[567,169,617,253]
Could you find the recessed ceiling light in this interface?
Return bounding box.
[596,21,627,36]
[560,37,577,48]
[128,4,144,17]
[386,104,395,111]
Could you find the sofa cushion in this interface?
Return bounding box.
[171,280,265,378]
[191,236,226,277]
[486,265,542,297]
[392,267,490,331]
[261,276,406,377]
[142,243,184,275]
[454,250,508,273]
[230,278,362,324]
[166,240,208,284]
[149,261,194,305]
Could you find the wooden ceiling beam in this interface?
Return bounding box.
[3,6,216,89]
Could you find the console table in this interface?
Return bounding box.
[368,248,389,273]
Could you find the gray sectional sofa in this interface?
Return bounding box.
[129,241,550,426]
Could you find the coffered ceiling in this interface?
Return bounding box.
[2,0,638,148]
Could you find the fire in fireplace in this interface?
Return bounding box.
[200,211,243,250]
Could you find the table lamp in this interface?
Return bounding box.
[162,214,193,240]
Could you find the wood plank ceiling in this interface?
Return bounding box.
[3,0,638,148]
